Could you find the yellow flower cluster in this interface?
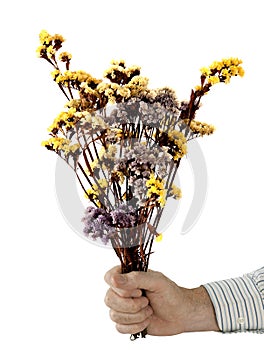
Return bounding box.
[51,69,102,89]
[48,107,108,137]
[41,137,79,155]
[38,30,150,117]
[47,107,77,134]
[96,76,149,104]
[186,120,215,136]
[104,60,141,81]
[79,112,108,131]
[36,30,65,59]
[64,99,82,110]
[59,51,72,62]
[85,179,108,199]
[88,147,106,173]
[50,63,147,106]
[126,76,149,96]
[169,184,182,199]
[87,144,117,175]
[97,82,131,103]
[167,130,187,160]
[199,57,244,87]
[146,174,167,207]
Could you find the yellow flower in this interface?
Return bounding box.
[110,59,126,66]
[173,148,186,161]
[207,75,220,85]
[47,107,77,133]
[200,67,211,76]
[59,51,72,62]
[36,45,46,57]
[238,66,245,77]
[97,178,108,188]
[69,143,80,153]
[84,188,98,199]
[85,179,108,199]
[222,58,231,67]
[41,137,71,154]
[41,140,50,147]
[195,85,202,91]
[158,189,167,207]
[65,99,82,109]
[53,33,65,43]
[229,65,239,76]
[167,130,187,160]
[169,184,182,199]
[200,57,244,89]
[125,65,141,77]
[39,30,53,44]
[55,74,65,84]
[51,69,61,79]
[230,57,243,66]
[117,86,131,98]
[188,120,215,136]
[155,234,163,242]
[146,174,166,207]
[64,70,77,81]
[46,46,55,59]
[222,75,231,84]
[99,147,106,158]
[209,61,223,71]
[221,68,229,77]
[126,76,149,96]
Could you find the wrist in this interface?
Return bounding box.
[180,285,220,333]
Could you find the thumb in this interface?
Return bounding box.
[111,269,164,292]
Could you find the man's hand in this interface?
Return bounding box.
[104,266,219,336]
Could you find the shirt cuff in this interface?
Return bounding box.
[203,267,264,333]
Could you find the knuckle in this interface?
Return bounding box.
[130,299,141,313]
[153,270,164,279]
[129,271,139,278]
[137,306,151,323]
[129,271,141,280]
[140,296,149,308]
[122,313,132,324]
[144,305,153,318]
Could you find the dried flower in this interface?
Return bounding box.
[39,30,244,341]
[169,184,182,199]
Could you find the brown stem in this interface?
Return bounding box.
[58,82,70,101]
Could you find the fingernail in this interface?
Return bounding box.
[115,274,127,285]
[131,290,141,298]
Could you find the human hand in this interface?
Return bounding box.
[104,266,219,336]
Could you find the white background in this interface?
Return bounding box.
[1,0,263,348]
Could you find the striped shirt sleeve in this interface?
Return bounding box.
[203,267,264,333]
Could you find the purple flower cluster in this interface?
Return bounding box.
[82,204,139,245]
[115,142,170,179]
[153,87,179,114]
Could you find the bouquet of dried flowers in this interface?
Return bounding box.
[38,30,244,340]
